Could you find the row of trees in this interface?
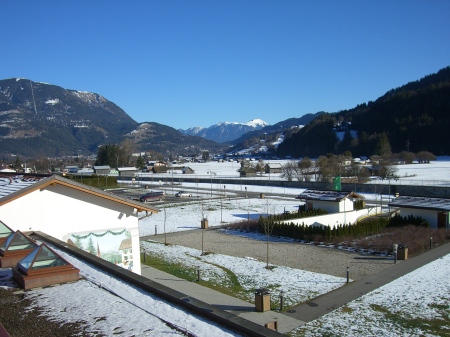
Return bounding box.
[258,214,429,242]
[258,217,390,241]
[95,140,136,168]
[280,150,436,183]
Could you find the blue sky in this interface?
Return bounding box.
[2,1,449,130]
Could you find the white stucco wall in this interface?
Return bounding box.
[396,207,445,229]
[312,198,354,213]
[0,184,143,274]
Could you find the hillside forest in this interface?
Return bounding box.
[277,67,450,158]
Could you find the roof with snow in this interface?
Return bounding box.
[117,167,137,172]
[0,174,158,214]
[389,196,450,211]
[0,174,49,199]
[295,189,364,202]
[265,163,283,168]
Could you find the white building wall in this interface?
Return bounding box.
[340,198,354,213]
[397,208,438,228]
[313,200,340,213]
[312,199,354,214]
[0,184,142,274]
[282,206,380,229]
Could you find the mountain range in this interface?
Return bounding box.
[179,119,268,143]
[0,78,225,158]
[1,66,449,160]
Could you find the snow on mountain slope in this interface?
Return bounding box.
[179,119,269,143]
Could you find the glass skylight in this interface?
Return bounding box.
[17,244,69,274]
[0,221,13,238]
[0,231,36,252]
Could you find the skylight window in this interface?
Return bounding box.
[0,221,13,239]
[17,244,69,274]
[0,231,37,253]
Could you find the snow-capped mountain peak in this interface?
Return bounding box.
[244,118,269,128]
[179,119,269,143]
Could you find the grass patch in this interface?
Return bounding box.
[429,303,448,310]
[193,258,247,299]
[141,253,197,281]
[141,251,246,299]
[142,249,282,306]
[369,304,450,336]
[289,302,450,337]
[341,306,353,313]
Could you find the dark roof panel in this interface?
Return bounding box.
[296,189,354,202]
[389,196,450,211]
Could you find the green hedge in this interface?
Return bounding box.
[66,174,118,189]
[258,212,394,241]
[258,213,429,241]
[387,214,429,228]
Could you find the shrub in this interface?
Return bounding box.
[388,214,429,228]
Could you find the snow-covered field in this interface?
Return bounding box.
[141,240,346,307]
[140,156,450,186]
[20,245,240,337]
[294,252,450,337]
[136,158,450,336]
[138,157,450,236]
[11,238,448,337]
[139,195,302,236]
[2,158,448,336]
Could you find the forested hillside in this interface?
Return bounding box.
[277,67,450,158]
[0,79,225,159]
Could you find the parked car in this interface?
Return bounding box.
[175,191,192,197]
[140,191,165,202]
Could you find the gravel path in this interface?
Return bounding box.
[143,229,394,281]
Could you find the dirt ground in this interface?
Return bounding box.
[144,228,395,281]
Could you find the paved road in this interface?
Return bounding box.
[140,263,304,335]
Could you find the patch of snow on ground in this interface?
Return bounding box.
[295,253,450,337]
[141,241,346,306]
[139,196,302,236]
[23,245,240,337]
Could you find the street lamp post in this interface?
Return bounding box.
[208,171,215,197]
[279,290,285,311]
[388,177,391,214]
[201,228,205,255]
[171,164,174,195]
[393,244,398,264]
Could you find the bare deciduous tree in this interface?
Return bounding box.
[281,161,298,181]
